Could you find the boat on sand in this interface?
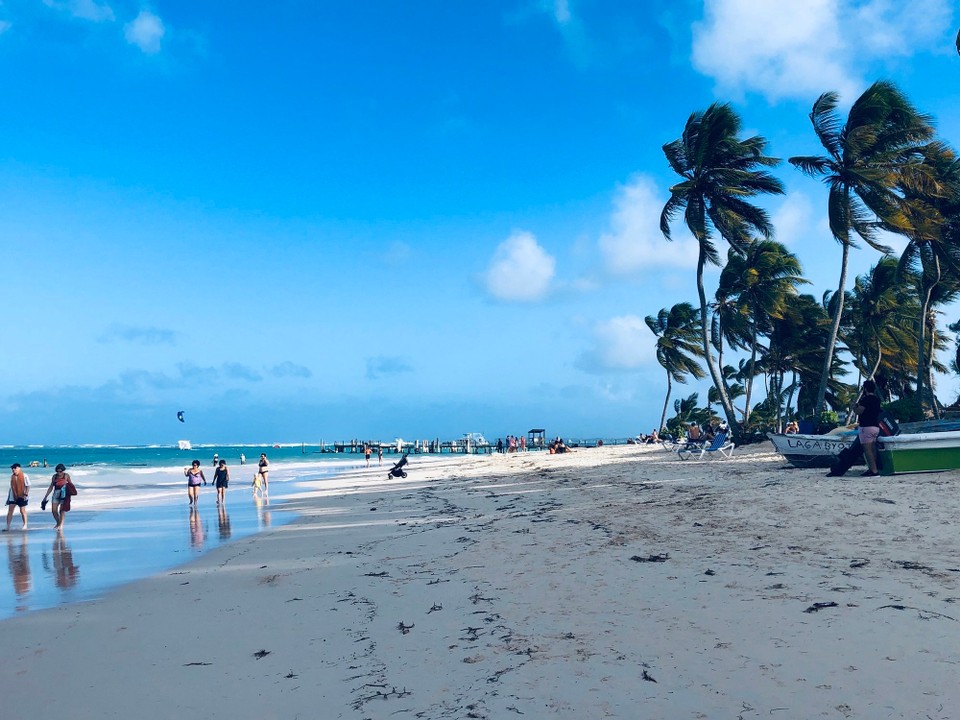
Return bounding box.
[767,431,857,468]
[877,429,960,475]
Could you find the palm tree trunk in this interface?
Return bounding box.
[869,338,882,382]
[917,254,940,418]
[815,239,850,415]
[786,370,799,425]
[743,324,758,425]
[696,251,740,438]
[659,372,672,434]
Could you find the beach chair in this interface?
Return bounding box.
[677,430,734,460]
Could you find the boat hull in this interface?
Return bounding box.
[767,432,857,468]
[877,430,960,475]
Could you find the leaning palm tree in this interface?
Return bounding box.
[661,103,785,440]
[645,302,706,433]
[789,80,936,416]
[891,142,960,416]
[717,240,808,423]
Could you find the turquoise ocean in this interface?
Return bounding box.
[0,444,369,620]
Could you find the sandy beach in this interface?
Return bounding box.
[1,443,958,719]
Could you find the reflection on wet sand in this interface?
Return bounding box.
[254,495,271,529]
[217,505,231,541]
[41,534,80,590]
[7,534,32,602]
[189,506,205,549]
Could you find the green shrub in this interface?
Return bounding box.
[816,410,840,433]
[883,397,925,423]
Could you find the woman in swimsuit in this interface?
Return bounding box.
[213,459,230,506]
[184,460,206,506]
[40,463,71,531]
[258,453,269,493]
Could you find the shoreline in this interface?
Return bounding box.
[1,443,958,718]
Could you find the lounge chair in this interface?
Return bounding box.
[677,430,734,460]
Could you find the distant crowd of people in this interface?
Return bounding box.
[495,435,528,453]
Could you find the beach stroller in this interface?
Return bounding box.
[387,454,409,479]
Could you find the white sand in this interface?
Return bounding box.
[1,443,958,719]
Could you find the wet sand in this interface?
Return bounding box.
[1,443,958,718]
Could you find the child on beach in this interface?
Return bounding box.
[252,472,264,498]
[184,460,206,506]
[213,459,230,506]
[5,463,30,531]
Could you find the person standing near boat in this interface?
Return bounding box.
[856,380,882,477]
[258,453,270,493]
[213,459,230,506]
[184,460,206,506]
[5,463,30,531]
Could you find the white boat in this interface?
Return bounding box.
[177,440,192,451]
[767,431,857,468]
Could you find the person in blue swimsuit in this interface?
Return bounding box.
[213,459,230,505]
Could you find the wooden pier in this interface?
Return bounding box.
[302,434,633,457]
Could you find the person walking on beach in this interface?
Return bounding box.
[258,453,270,493]
[39,464,73,531]
[184,460,206,506]
[364,446,372,467]
[213,459,230,506]
[5,463,30,531]
[377,446,383,465]
[856,380,882,477]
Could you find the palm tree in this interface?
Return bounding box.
[789,80,936,415]
[763,294,838,428]
[645,303,706,432]
[892,142,960,415]
[661,103,785,440]
[841,258,919,386]
[717,240,807,423]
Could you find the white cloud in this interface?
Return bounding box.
[44,0,115,22]
[482,230,556,302]
[551,0,572,24]
[125,9,165,54]
[852,0,951,56]
[690,0,951,102]
[579,315,655,372]
[772,191,826,247]
[597,175,699,276]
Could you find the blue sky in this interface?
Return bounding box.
[2,0,958,444]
